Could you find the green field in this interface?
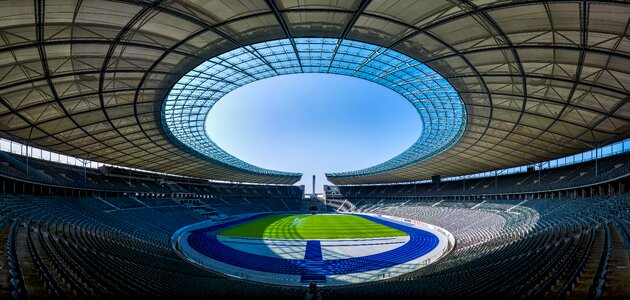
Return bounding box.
[219,214,407,239]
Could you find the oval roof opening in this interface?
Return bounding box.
[206,73,422,189]
[162,38,466,183]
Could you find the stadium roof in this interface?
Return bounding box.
[0,0,628,185]
[164,38,465,181]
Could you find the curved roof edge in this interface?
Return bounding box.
[162,38,465,184]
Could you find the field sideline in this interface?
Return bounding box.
[219,214,408,239]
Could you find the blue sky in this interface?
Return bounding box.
[206,73,421,193]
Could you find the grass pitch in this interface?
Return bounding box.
[219,214,407,239]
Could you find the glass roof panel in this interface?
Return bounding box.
[162,38,466,179]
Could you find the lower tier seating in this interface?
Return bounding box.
[0,194,628,299]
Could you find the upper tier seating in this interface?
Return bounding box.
[328,151,630,198]
[0,152,304,200]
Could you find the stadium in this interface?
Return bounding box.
[0,0,629,299]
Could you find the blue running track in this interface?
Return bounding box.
[301,241,326,282]
[187,214,439,276]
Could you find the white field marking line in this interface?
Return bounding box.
[174,213,453,287]
[470,200,486,209]
[432,200,445,207]
[177,231,304,283]
[218,235,402,242]
[320,236,410,260]
[322,243,406,260]
[217,236,409,259]
[325,217,451,286]
[507,200,529,212]
[218,236,306,259]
